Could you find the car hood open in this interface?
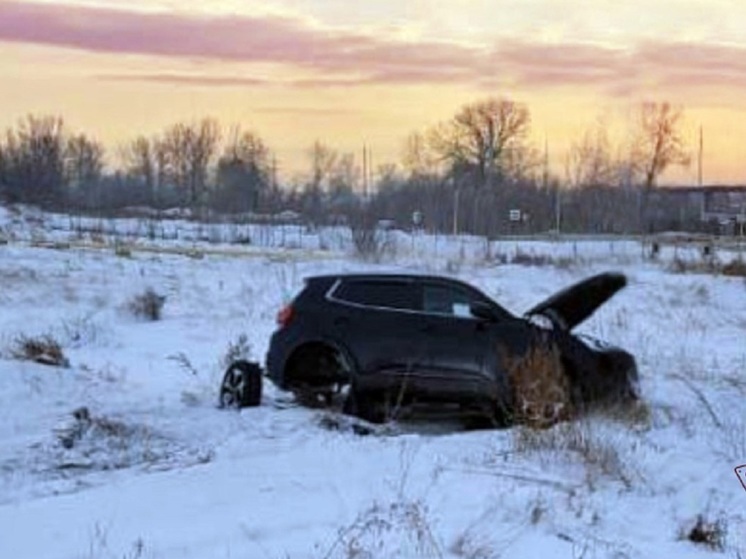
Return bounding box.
[525,272,627,331]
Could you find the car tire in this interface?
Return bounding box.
[219,360,263,409]
[343,388,386,424]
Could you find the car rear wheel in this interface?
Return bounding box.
[284,343,351,405]
[342,388,387,424]
[220,360,263,409]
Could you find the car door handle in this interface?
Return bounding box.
[334,316,350,327]
[421,324,435,333]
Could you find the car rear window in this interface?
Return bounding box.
[333,280,419,311]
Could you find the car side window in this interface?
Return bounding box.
[422,284,476,318]
[333,280,419,311]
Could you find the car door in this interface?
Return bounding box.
[416,280,492,398]
[418,280,537,406]
[327,278,429,391]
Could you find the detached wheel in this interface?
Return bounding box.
[220,360,262,409]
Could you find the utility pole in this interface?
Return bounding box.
[545,137,560,235]
[698,125,703,187]
[543,136,549,189]
[368,145,373,197]
[453,187,460,236]
[362,144,368,200]
[271,155,278,191]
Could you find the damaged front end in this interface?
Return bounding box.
[524,272,640,414]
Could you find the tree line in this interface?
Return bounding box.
[0,98,700,235]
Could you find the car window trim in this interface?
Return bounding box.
[326,278,487,321]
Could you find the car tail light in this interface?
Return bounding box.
[276,305,294,328]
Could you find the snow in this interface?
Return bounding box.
[0,206,745,558]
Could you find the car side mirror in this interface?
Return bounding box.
[470,301,498,322]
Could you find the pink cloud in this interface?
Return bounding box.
[0,1,482,77]
[488,39,746,96]
[2,1,746,97]
[99,74,271,87]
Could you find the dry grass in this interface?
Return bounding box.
[721,258,746,277]
[599,399,653,432]
[512,420,633,489]
[681,515,727,552]
[321,499,443,559]
[669,255,746,277]
[114,242,132,258]
[503,342,573,428]
[510,250,577,269]
[221,333,252,369]
[10,334,69,367]
[127,288,166,321]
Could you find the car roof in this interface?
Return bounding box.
[306,273,472,285]
[305,273,494,296]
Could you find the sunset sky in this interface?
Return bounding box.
[1,0,746,184]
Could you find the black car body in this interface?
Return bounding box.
[265,272,639,424]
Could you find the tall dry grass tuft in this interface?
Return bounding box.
[10,334,69,367]
[503,342,573,429]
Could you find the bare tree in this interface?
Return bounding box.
[65,134,104,188]
[630,102,690,231]
[64,133,105,209]
[160,118,221,208]
[0,142,7,197]
[1,115,67,205]
[633,102,690,190]
[565,121,615,189]
[428,97,532,187]
[121,136,155,192]
[214,127,271,213]
[329,153,359,193]
[308,140,338,191]
[401,132,438,178]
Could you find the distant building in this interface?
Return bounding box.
[699,186,746,223]
[654,185,746,234]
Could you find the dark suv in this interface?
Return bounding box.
[254,272,639,425]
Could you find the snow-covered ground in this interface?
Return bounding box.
[0,206,745,558]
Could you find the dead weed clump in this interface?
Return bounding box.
[681,515,727,552]
[51,406,213,473]
[221,333,252,369]
[503,343,573,429]
[10,334,69,367]
[511,250,577,269]
[721,258,746,278]
[127,288,166,321]
[55,406,130,450]
[321,500,443,559]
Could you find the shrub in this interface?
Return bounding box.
[511,250,553,267]
[127,288,166,321]
[10,334,69,367]
[348,209,392,261]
